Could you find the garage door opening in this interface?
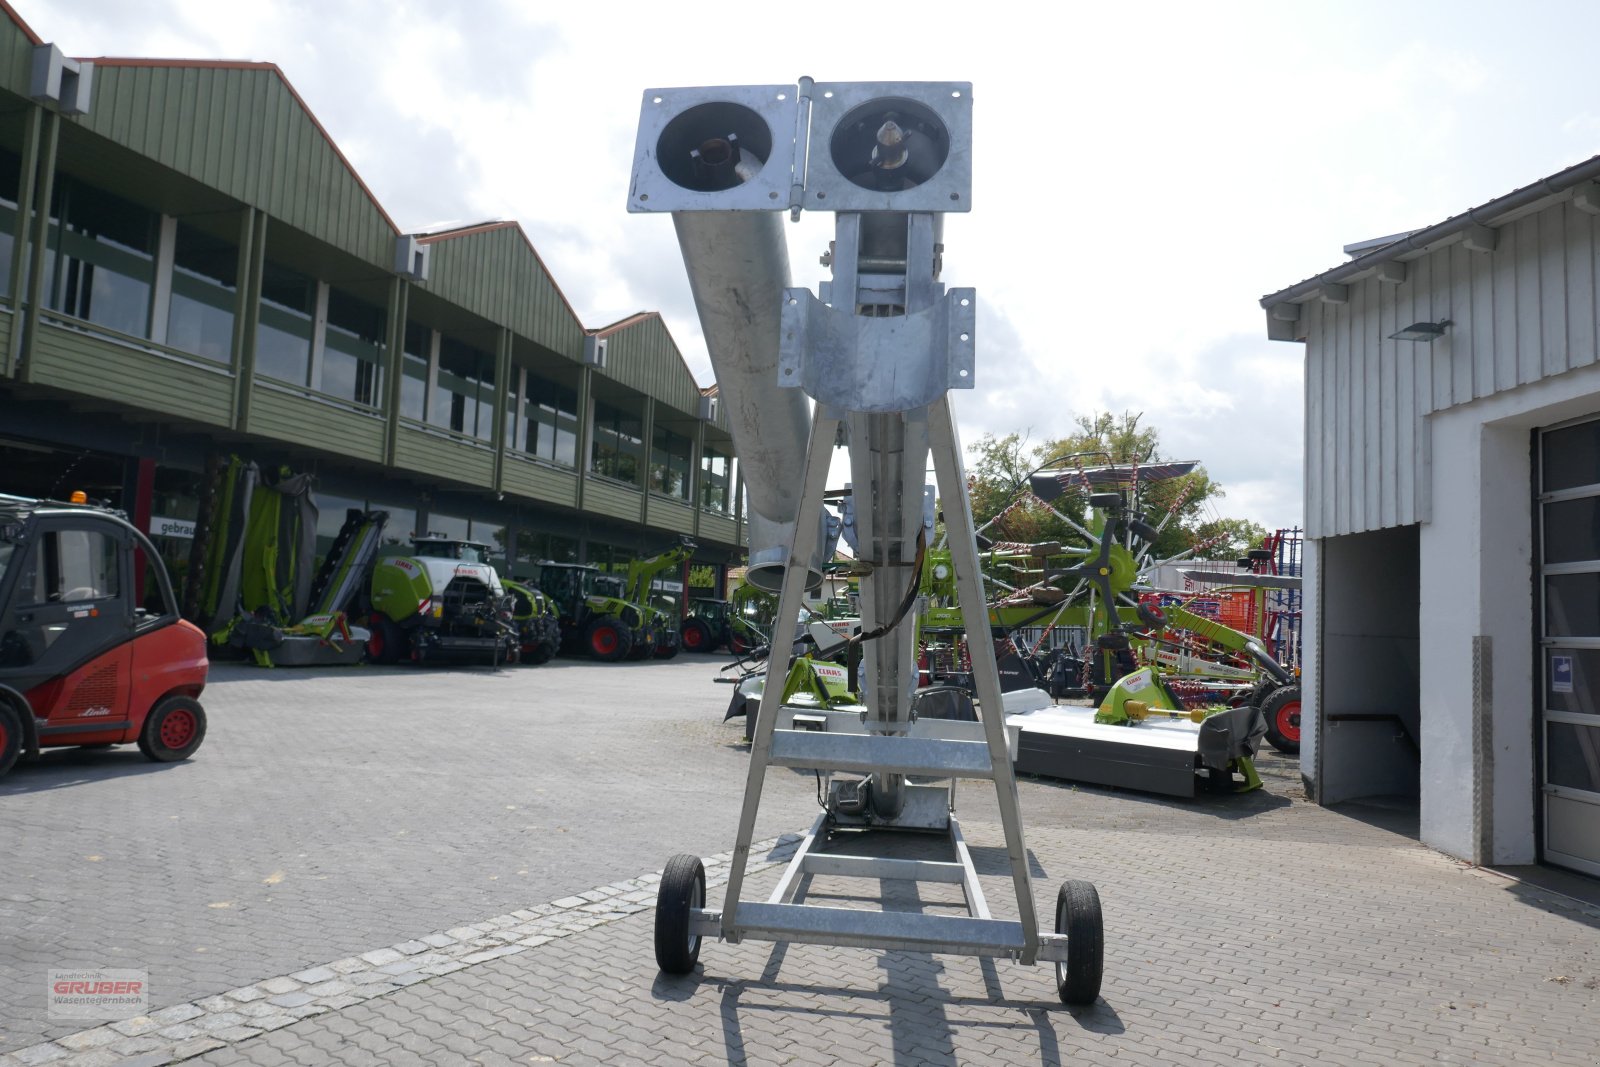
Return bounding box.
[1317,525,1422,812]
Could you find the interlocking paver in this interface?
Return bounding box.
[5,662,1600,1065]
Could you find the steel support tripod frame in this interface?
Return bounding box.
[636,78,1104,1004]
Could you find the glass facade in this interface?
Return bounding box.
[256,260,316,385]
[433,336,495,440]
[321,288,384,407]
[515,373,579,466]
[651,425,692,500]
[167,222,237,363]
[592,399,643,483]
[50,178,155,338]
[400,322,430,421]
[700,445,731,513]
[0,147,19,297]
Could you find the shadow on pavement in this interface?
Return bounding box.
[0,747,190,794]
[1018,773,1294,820]
[1326,795,1421,841]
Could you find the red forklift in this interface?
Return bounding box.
[0,493,209,777]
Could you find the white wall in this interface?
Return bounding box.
[1421,359,1600,864]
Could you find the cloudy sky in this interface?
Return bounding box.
[20,0,1600,530]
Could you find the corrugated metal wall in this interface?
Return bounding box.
[1,11,37,98]
[80,64,395,270]
[600,315,701,418]
[420,226,586,362]
[1302,198,1600,538]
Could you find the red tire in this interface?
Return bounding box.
[586,618,631,662]
[681,619,712,653]
[137,695,207,763]
[1260,685,1301,755]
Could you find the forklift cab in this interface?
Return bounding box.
[0,495,209,777]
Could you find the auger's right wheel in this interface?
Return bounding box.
[655,854,706,974]
[1054,879,1104,1006]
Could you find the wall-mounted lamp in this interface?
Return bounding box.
[1388,319,1452,342]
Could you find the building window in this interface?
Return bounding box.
[591,399,643,483]
[514,530,578,575]
[50,178,156,338]
[651,425,692,500]
[166,222,237,363]
[321,288,384,407]
[0,147,19,297]
[256,261,315,386]
[400,322,430,421]
[433,336,495,440]
[700,446,731,513]
[517,373,579,467]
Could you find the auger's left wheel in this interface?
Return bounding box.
[655,854,706,974]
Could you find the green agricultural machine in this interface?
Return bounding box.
[366,535,521,666]
[537,561,654,662]
[624,537,697,659]
[682,581,774,655]
[504,579,562,664]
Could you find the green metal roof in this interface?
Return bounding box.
[417,222,586,363]
[76,61,396,270]
[594,312,707,421]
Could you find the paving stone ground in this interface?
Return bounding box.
[5,658,1600,1065]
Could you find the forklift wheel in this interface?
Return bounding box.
[137,696,207,763]
[1260,685,1302,755]
[655,853,706,974]
[1055,879,1104,1006]
[0,701,21,777]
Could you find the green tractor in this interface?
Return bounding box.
[623,537,697,659]
[367,535,521,666]
[537,561,653,662]
[503,579,562,664]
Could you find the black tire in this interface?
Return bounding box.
[526,638,556,665]
[1054,879,1104,1006]
[366,614,404,665]
[1261,685,1302,755]
[585,618,632,662]
[1244,676,1278,710]
[654,637,680,661]
[680,618,714,654]
[655,853,706,974]
[137,696,207,763]
[0,701,22,778]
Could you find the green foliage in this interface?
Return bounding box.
[963,409,1264,562]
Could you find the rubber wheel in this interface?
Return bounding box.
[1261,685,1302,755]
[366,614,404,665]
[137,696,207,763]
[681,619,712,653]
[526,638,556,665]
[0,701,22,778]
[1054,879,1104,1005]
[729,632,751,656]
[655,853,706,974]
[586,618,631,662]
[654,637,680,660]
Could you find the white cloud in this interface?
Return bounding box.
[20,0,1600,534]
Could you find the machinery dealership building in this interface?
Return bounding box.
[1263,153,1600,876]
[0,4,745,602]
